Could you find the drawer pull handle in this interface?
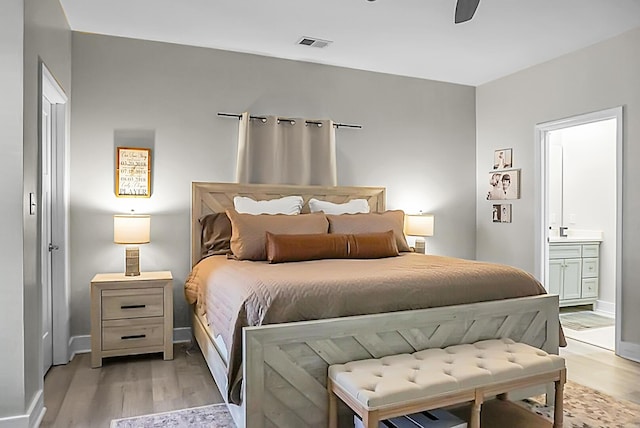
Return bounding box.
[121,304,146,309]
[121,334,146,340]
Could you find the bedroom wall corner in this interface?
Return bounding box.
[69,33,477,338]
[475,27,640,346]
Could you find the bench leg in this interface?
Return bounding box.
[327,379,338,428]
[363,410,380,428]
[469,389,483,428]
[553,369,566,428]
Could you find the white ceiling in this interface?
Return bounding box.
[59,0,640,86]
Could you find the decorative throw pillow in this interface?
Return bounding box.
[199,212,232,260]
[347,230,399,259]
[233,195,303,215]
[226,209,329,260]
[308,198,371,215]
[266,232,349,263]
[266,231,399,263]
[326,210,411,252]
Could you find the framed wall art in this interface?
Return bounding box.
[492,204,512,223]
[493,148,513,170]
[116,147,151,198]
[486,169,520,200]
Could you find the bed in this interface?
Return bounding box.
[188,182,561,428]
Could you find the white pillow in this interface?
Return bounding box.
[233,195,303,215]
[308,198,371,215]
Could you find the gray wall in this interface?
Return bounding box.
[476,27,640,344]
[70,33,477,335]
[0,0,71,422]
[0,0,26,419]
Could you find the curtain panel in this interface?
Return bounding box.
[236,112,337,186]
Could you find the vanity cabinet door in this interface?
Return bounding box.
[548,259,563,296]
[562,259,582,300]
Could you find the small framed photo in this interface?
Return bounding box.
[486,169,520,200]
[492,204,512,223]
[116,147,151,198]
[493,148,512,170]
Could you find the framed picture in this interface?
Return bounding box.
[492,204,512,223]
[116,147,151,198]
[493,148,513,170]
[486,169,520,200]
[492,204,511,223]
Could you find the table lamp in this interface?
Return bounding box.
[114,214,150,276]
[405,213,434,254]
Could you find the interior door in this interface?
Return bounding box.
[42,95,53,375]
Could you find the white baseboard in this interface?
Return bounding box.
[69,327,192,357]
[595,300,616,318]
[69,334,90,359]
[0,389,44,428]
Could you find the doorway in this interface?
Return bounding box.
[40,63,70,374]
[535,107,622,354]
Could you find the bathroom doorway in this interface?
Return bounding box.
[535,107,622,353]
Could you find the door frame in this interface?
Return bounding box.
[534,106,623,354]
[40,62,70,366]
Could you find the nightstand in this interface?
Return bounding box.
[90,271,173,368]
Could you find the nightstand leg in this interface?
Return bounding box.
[91,353,102,368]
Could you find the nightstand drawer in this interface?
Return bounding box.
[102,318,164,351]
[102,288,163,320]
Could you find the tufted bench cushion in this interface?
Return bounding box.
[328,338,566,428]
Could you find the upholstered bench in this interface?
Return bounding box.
[327,338,566,428]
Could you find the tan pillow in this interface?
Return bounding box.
[266,231,399,263]
[226,209,329,260]
[326,210,411,252]
[199,212,232,260]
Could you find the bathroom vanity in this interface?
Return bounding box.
[548,238,601,308]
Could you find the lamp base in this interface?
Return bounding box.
[125,246,140,276]
[414,238,426,254]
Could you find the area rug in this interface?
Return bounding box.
[110,382,640,428]
[521,380,640,427]
[560,311,615,331]
[110,403,235,428]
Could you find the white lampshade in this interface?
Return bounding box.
[404,213,434,237]
[114,215,151,244]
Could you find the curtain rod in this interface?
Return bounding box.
[217,112,362,129]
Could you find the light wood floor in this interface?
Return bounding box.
[560,337,640,404]
[43,339,640,427]
[42,343,223,428]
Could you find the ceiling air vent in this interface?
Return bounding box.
[297,37,332,48]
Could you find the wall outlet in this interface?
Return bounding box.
[569,214,576,224]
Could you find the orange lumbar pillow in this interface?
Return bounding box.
[266,230,399,264]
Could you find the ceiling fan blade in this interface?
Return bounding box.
[455,0,480,24]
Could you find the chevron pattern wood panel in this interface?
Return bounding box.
[244,295,560,428]
[191,182,386,266]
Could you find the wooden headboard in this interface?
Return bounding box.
[191,182,386,266]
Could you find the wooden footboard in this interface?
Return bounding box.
[241,294,559,428]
